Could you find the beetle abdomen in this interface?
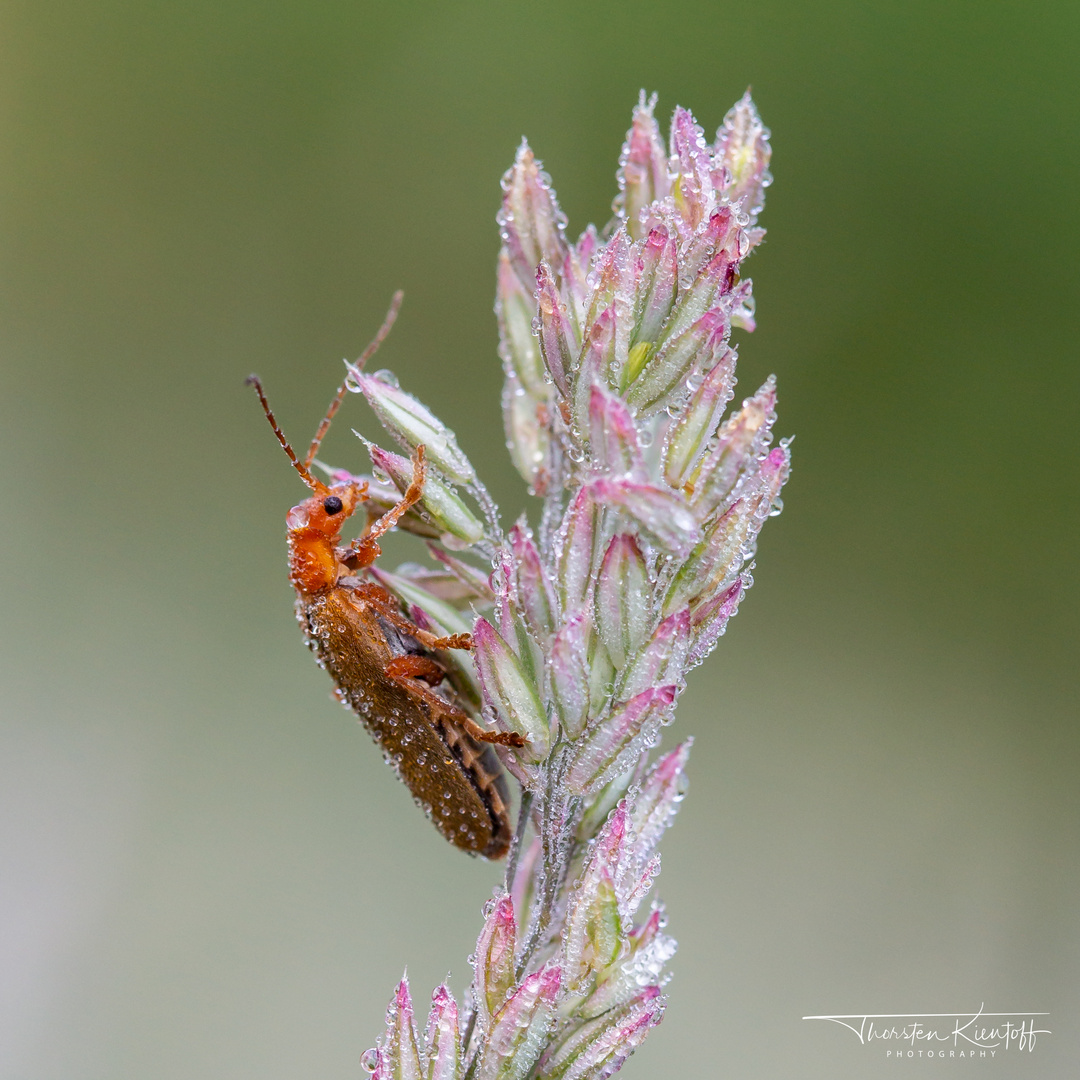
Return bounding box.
[298,588,512,858]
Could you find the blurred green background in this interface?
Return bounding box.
[1,1,1076,1077]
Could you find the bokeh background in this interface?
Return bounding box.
[1,2,1077,1078]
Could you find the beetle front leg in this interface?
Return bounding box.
[348,445,427,569]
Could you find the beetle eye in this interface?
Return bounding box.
[322,495,344,515]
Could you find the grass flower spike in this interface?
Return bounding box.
[338,91,789,1079]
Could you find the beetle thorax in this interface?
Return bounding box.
[287,524,340,594]
[285,484,362,595]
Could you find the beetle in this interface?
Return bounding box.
[247,305,524,859]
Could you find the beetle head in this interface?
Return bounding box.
[247,293,406,594]
[285,481,366,537]
[247,374,372,594]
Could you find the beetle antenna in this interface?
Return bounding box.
[305,290,404,468]
[245,375,325,492]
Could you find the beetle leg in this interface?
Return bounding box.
[385,654,445,686]
[349,445,427,568]
[351,580,474,652]
[386,671,526,748]
[447,713,527,749]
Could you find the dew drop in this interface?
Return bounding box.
[372,368,400,388]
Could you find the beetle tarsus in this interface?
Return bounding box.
[456,717,527,748]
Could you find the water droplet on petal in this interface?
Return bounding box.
[372,368,400,388]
